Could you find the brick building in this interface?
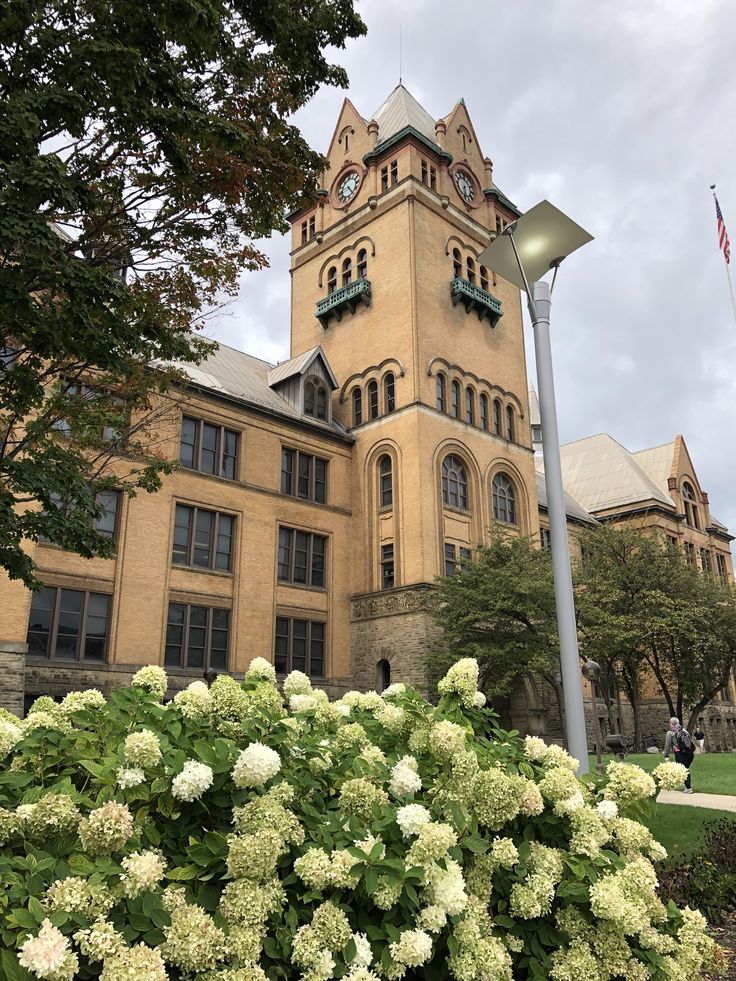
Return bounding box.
[0,85,733,743]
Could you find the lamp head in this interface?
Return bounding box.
[478,200,593,293]
[581,659,602,683]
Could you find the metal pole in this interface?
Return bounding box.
[590,682,603,774]
[528,279,590,774]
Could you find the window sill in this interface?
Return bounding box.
[26,655,108,666]
[276,581,328,594]
[171,564,233,578]
[442,504,471,517]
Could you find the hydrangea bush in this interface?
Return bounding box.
[0,658,723,980]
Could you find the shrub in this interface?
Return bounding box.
[0,657,723,980]
[659,819,736,924]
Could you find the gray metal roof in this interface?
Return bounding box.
[173,341,348,437]
[267,346,338,390]
[528,386,541,427]
[535,471,598,525]
[372,84,439,149]
[631,442,676,498]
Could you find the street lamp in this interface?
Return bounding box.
[479,200,594,774]
[582,658,604,774]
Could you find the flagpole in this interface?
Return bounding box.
[711,185,736,326]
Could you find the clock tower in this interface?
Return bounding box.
[288,85,539,691]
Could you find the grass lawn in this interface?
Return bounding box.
[642,803,736,860]
[588,752,736,796]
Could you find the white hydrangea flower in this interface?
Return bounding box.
[417,905,448,933]
[337,703,352,717]
[389,928,433,968]
[351,932,373,968]
[18,918,78,979]
[246,656,277,683]
[0,718,21,758]
[116,766,145,790]
[232,742,281,788]
[60,689,106,714]
[173,681,212,721]
[381,683,406,700]
[120,849,167,898]
[283,670,313,697]
[396,803,432,837]
[524,735,548,761]
[130,664,168,699]
[652,761,688,791]
[389,756,422,796]
[124,729,162,769]
[472,691,487,708]
[290,693,321,713]
[424,858,468,915]
[596,799,619,821]
[171,760,214,802]
[437,658,479,708]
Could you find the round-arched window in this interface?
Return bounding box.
[492,398,502,435]
[683,481,699,529]
[451,380,460,419]
[452,248,462,279]
[342,257,352,286]
[379,455,393,508]
[465,387,475,426]
[376,659,391,693]
[352,387,362,426]
[304,378,328,420]
[368,380,379,420]
[480,394,489,431]
[436,373,447,412]
[384,373,395,414]
[357,249,368,279]
[506,405,515,442]
[327,266,337,294]
[492,473,516,525]
[442,454,468,510]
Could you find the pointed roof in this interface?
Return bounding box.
[371,84,439,149]
[535,471,597,526]
[267,346,337,390]
[528,386,541,428]
[548,434,675,513]
[631,441,676,498]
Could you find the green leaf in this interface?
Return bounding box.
[27,898,45,925]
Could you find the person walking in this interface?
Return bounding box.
[663,717,695,793]
[694,724,706,753]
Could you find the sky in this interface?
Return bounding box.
[208,0,736,544]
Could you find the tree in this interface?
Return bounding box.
[432,535,565,725]
[575,525,736,738]
[0,0,365,586]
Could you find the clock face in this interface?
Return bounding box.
[337,170,360,203]
[454,169,475,203]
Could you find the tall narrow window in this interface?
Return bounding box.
[480,265,489,291]
[492,473,517,525]
[700,548,712,575]
[380,166,388,192]
[368,381,379,420]
[357,249,367,279]
[492,399,502,435]
[315,385,327,420]
[384,373,395,413]
[304,380,316,416]
[480,394,489,431]
[717,553,728,582]
[436,373,447,412]
[444,543,456,576]
[421,160,428,184]
[466,257,476,284]
[465,387,475,426]
[452,248,462,279]
[377,659,391,692]
[505,405,515,442]
[442,455,468,510]
[342,257,352,286]
[381,544,395,589]
[390,160,398,185]
[305,379,328,420]
[540,528,551,549]
[309,216,316,239]
[327,266,337,294]
[682,482,699,529]
[352,387,362,426]
[379,455,393,508]
[451,381,460,418]
[430,166,437,191]
[301,221,308,245]
[684,542,696,567]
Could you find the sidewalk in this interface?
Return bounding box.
[657,790,736,812]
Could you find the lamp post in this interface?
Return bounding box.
[479,201,593,774]
[582,658,604,774]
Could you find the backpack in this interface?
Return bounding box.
[675,728,694,753]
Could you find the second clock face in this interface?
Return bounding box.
[454,169,475,203]
[338,171,360,203]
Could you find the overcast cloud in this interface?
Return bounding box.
[208,0,736,547]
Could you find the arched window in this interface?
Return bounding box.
[368,380,379,420]
[466,257,476,284]
[465,387,475,426]
[451,380,460,418]
[384,373,395,414]
[304,380,316,416]
[315,385,328,420]
[492,398,502,436]
[304,379,327,419]
[452,248,462,279]
[480,394,489,431]
[480,265,489,291]
[376,658,391,693]
[492,473,517,525]
[683,482,699,529]
[442,455,468,510]
[342,257,352,286]
[352,387,362,426]
[436,373,446,412]
[505,405,515,442]
[327,266,337,294]
[379,455,393,508]
[357,249,367,279]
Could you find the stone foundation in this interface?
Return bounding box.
[0,642,26,717]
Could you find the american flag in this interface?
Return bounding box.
[715,194,731,264]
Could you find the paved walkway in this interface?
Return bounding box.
[657,790,736,812]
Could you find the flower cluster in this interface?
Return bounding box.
[437,657,479,708]
[232,742,281,788]
[172,759,214,801]
[160,898,227,973]
[45,877,114,917]
[120,850,166,898]
[603,761,657,807]
[652,760,688,791]
[78,801,134,855]
[18,919,79,980]
[389,755,421,796]
[173,680,212,721]
[59,689,106,715]
[123,729,162,768]
[0,717,22,757]
[130,664,168,699]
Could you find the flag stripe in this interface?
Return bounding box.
[715,195,731,264]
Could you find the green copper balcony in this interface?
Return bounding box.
[316,278,372,328]
[450,277,503,326]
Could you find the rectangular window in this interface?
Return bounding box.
[430,166,437,191]
[390,160,398,185]
[165,603,229,669]
[381,544,395,589]
[41,490,121,545]
[380,166,389,192]
[309,216,316,239]
[27,586,110,661]
[700,548,712,574]
[1,344,17,371]
[667,535,679,550]
[280,448,328,504]
[540,528,551,549]
[301,221,308,245]
[421,160,428,185]
[444,542,456,577]
[180,416,239,480]
[274,617,325,677]
[717,553,728,583]
[684,542,696,567]
[277,527,327,588]
[172,504,234,571]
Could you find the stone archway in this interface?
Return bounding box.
[376,658,391,693]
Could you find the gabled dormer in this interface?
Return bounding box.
[268,346,338,424]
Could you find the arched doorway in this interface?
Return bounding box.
[376,659,391,693]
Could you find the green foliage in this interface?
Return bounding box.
[659,820,736,923]
[0,661,722,980]
[432,534,558,696]
[0,0,366,586]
